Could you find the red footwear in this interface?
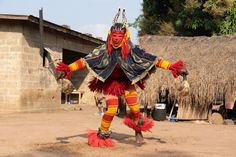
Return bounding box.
[123,113,154,132]
[87,130,115,147]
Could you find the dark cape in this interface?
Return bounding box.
[84,44,158,95]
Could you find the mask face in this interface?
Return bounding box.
[111,30,125,48]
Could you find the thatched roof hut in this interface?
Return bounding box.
[139,36,236,120]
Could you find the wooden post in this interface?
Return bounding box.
[39,8,46,66]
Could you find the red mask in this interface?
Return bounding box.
[111,30,125,48]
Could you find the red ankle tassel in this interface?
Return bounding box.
[123,114,154,132]
[169,60,184,78]
[87,130,115,147]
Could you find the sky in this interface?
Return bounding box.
[0,0,143,44]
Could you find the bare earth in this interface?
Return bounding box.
[0,106,235,157]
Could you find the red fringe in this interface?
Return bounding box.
[88,77,145,95]
[169,60,184,78]
[107,35,112,56]
[87,130,115,147]
[121,37,130,59]
[123,113,154,132]
[136,81,145,90]
[55,62,72,79]
[104,80,127,95]
[88,78,103,93]
[88,77,129,95]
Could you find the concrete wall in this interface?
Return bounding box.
[0,20,100,112]
[0,22,22,112]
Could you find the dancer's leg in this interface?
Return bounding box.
[123,86,154,144]
[88,95,118,147]
[100,95,119,132]
[124,86,141,123]
[124,87,144,143]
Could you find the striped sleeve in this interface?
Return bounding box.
[68,58,86,71]
[155,59,171,70]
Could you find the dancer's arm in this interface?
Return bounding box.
[155,58,188,78]
[55,58,86,79]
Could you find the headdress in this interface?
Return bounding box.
[107,8,131,59]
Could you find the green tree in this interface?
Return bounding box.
[219,0,236,34]
[133,0,236,36]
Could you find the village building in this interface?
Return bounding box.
[0,14,104,112]
[139,35,236,121]
[1,14,235,122]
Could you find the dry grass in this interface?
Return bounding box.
[138,35,236,118]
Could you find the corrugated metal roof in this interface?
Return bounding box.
[0,14,105,45]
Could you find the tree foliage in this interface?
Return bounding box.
[133,0,236,36]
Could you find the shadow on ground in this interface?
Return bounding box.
[112,132,167,146]
[55,131,167,147]
[136,150,193,157]
[14,143,192,157]
[56,134,82,144]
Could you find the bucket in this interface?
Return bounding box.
[152,103,166,121]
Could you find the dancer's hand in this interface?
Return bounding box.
[169,60,184,78]
[177,66,188,80]
[55,62,72,79]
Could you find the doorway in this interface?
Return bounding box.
[61,49,88,104]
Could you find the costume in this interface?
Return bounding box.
[56,9,186,147]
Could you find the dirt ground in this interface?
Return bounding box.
[0,105,236,157]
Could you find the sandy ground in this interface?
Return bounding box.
[0,105,236,157]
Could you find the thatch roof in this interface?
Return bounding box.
[139,35,236,119]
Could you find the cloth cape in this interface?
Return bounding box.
[84,44,158,85]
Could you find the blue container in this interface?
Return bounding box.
[170,114,177,122]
